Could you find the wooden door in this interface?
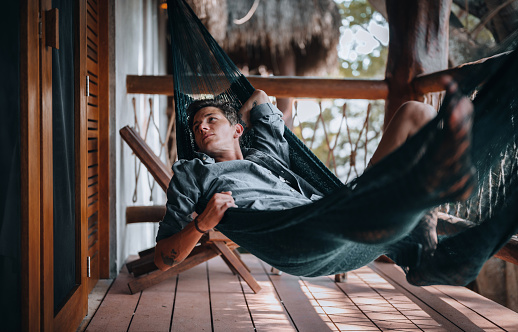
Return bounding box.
[21,0,109,329]
[52,0,110,329]
[51,0,89,330]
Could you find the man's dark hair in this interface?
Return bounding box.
[187,99,240,131]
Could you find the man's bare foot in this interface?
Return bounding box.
[424,79,476,202]
[410,208,438,255]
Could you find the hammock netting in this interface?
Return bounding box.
[167,0,518,285]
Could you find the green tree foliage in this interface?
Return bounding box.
[293,0,387,181]
[335,0,388,78]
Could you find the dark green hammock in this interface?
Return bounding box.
[167,0,518,285]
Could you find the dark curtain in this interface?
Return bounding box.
[0,0,21,330]
[53,0,77,312]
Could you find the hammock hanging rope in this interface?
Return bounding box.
[165,0,518,285]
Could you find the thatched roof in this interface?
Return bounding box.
[186,0,342,76]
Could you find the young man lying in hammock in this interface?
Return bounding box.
[155,76,517,285]
[152,77,513,287]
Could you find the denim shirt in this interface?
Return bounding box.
[156,103,322,242]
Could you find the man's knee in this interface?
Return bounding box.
[397,101,436,132]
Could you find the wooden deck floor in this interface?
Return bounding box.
[85,254,518,331]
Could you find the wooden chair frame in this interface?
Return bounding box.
[120,125,261,294]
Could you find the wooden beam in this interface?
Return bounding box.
[20,0,42,330]
[126,205,166,224]
[248,76,388,99]
[126,75,388,100]
[412,51,512,94]
[126,75,174,95]
[119,126,173,191]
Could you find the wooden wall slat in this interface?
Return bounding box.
[87,138,98,152]
[87,8,98,26]
[87,176,98,187]
[87,57,98,76]
[87,31,98,51]
[89,79,99,96]
[87,193,98,207]
[88,229,98,248]
[88,211,98,228]
[88,120,99,130]
[87,38,98,55]
[87,70,98,84]
[88,150,98,166]
[87,200,99,218]
[87,0,97,15]
[87,129,98,139]
[88,104,99,120]
[87,183,98,198]
[88,95,99,107]
[87,45,98,62]
[87,165,98,179]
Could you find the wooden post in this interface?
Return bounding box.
[384,0,452,129]
[20,0,42,330]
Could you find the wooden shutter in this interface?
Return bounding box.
[86,0,109,292]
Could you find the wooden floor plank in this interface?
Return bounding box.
[370,262,485,332]
[302,274,381,331]
[351,266,446,331]
[208,257,255,332]
[86,255,518,332]
[427,284,517,331]
[170,263,212,331]
[239,254,297,331]
[86,265,140,332]
[127,275,177,332]
[263,263,337,332]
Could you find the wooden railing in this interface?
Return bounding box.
[126,51,512,98]
[126,74,388,99]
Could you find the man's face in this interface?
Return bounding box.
[192,107,240,157]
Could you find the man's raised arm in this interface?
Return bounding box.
[239,89,270,130]
[240,89,291,167]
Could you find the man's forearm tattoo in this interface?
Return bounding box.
[252,100,257,108]
[161,248,178,266]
